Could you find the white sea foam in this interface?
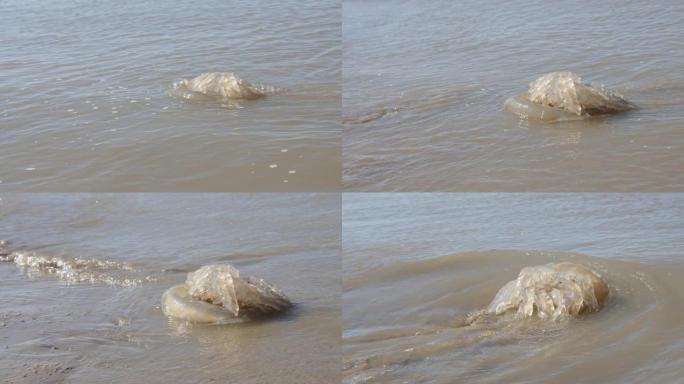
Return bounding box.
[0,248,143,288]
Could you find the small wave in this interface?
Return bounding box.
[343,84,483,125]
[0,239,11,256]
[342,107,401,125]
[0,242,146,288]
[343,250,683,383]
[503,95,584,122]
[162,264,291,324]
[169,72,279,103]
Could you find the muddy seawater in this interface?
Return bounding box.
[343,193,684,383]
[0,0,340,191]
[0,193,340,383]
[343,0,684,191]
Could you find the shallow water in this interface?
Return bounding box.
[0,193,340,383]
[343,0,684,191]
[0,0,340,191]
[343,193,684,383]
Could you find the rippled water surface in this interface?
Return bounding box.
[343,193,684,383]
[343,0,684,191]
[0,193,340,383]
[0,0,340,191]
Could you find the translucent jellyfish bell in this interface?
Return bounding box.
[505,72,634,121]
[170,72,278,102]
[162,264,292,324]
[487,262,609,320]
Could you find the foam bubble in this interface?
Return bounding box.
[1,249,142,288]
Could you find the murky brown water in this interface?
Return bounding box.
[343,193,684,383]
[0,193,340,383]
[343,0,684,191]
[2,0,684,382]
[0,0,340,191]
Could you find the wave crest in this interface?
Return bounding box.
[1,246,144,288]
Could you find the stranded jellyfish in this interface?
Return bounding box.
[487,262,609,320]
[162,264,291,324]
[504,72,634,122]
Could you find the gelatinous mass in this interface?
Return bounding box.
[505,72,634,121]
[170,72,278,101]
[487,262,609,320]
[162,264,292,324]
